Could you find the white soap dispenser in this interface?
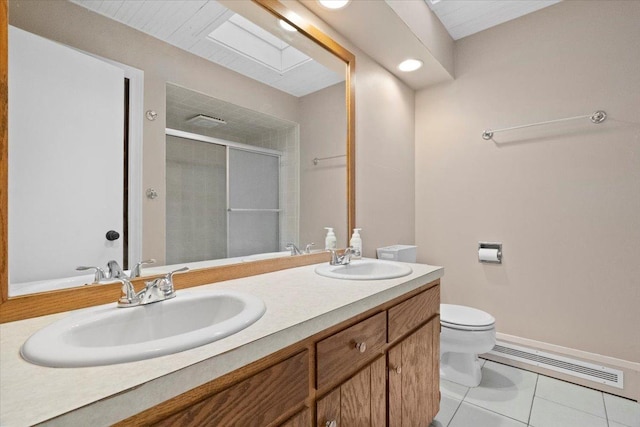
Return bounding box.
[324,227,337,250]
[350,228,362,259]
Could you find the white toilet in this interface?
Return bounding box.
[440,304,496,387]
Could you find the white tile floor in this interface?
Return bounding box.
[432,360,640,427]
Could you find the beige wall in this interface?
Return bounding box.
[415,0,640,368]
[356,55,416,256]
[299,83,347,248]
[276,1,418,256]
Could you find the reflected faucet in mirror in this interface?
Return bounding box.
[285,242,315,256]
[76,259,156,284]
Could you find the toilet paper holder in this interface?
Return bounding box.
[478,242,502,264]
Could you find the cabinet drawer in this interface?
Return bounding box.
[155,350,309,426]
[316,312,387,390]
[388,285,439,343]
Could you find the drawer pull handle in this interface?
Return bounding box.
[391,365,402,374]
[354,341,367,353]
[326,420,337,427]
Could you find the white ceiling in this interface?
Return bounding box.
[69,0,343,97]
[166,83,296,144]
[426,0,561,40]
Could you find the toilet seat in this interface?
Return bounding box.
[441,304,495,331]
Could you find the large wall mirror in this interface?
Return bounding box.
[0,0,355,322]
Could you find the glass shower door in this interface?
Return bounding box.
[227,148,280,257]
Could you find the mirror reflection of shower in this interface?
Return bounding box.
[166,84,299,264]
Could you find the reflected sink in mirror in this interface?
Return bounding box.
[21,290,266,368]
[241,251,292,262]
[315,259,413,281]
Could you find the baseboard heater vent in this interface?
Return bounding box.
[489,341,623,389]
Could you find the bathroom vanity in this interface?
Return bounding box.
[0,261,442,426]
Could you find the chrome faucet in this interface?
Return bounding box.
[130,259,156,278]
[104,266,189,308]
[329,247,361,265]
[76,265,107,282]
[106,259,156,279]
[286,243,315,256]
[286,243,303,255]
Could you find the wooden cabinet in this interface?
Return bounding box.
[388,318,440,427]
[317,357,386,427]
[280,408,312,427]
[317,312,387,391]
[154,351,309,427]
[124,281,440,427]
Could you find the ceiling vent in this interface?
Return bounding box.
[186,114,227,128]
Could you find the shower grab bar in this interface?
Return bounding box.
[313,154,346,165]
[482,110,607,140]
[227,208,282,212]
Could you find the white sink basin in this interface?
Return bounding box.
[315,259,413,280]
[21,290,266,368]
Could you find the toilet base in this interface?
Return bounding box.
[440,352,483,387]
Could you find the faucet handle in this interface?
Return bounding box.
[328,249,340,265]
[150,267,189,297]
[304,243,316,254]
[76,266,107,283]
[97,276,139,307]
[285,243,302,255]
[130,259,156,278]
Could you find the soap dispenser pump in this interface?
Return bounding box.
[324,227,337,250]
[350,228,362,259]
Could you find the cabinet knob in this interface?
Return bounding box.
[326,421,337,427]
[391,365,402,374]
[354,341,367,353]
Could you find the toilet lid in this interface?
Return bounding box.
[440,304,495,330]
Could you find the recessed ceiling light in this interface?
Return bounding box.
[398,59,423,72]
[279,19,297,32]
[318,0,351,10]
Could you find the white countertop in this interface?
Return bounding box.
[0,260,443,426]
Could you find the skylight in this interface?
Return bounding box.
[207,14,311,74]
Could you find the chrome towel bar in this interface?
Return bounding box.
[482,110,607,140]
[313,154,346,165]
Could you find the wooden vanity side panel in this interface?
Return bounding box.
[316,311,387,391]
[154,350,309,427]
[387,285,439,343]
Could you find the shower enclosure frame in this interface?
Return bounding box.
[165,128,283,261]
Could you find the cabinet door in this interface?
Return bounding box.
[317,356,386,427]
[280,408,311,427]
[154,351,308,426]
[388,318,440,427]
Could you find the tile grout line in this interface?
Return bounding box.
[462,400,529,425]
[602,392,610,427]
[444,396,464,427]
[534,395,611,423]
[443,380,472,427]
[527,373,539,426]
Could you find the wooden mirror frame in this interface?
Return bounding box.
[0,0,355,323]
